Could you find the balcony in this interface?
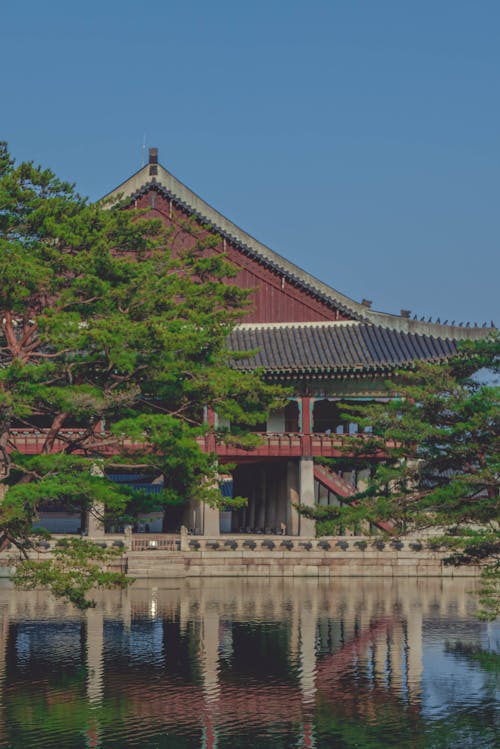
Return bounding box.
[197,432,372,460]
[8,428,386,461]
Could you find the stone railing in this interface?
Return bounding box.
[130,533,429,554]
[0,533,438,558]
[130,534,179,551]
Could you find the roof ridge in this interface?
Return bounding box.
[236,320,362,330]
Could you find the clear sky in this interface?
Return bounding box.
[2,0,499,325]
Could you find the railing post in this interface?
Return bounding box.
[180,525,189,551]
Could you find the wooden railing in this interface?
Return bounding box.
[197,432,384,460]
[8,428,386,460]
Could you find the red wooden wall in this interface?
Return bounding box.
[133,191,351,324]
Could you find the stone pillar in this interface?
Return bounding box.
[256,469,267,530]
[248,485,256,530]
[286,460,300,536]
[203,503,220,537]
[186,498,203,534]
[299,457,316,538]
[276,464,288,532]
[180,525,189,551]
[265,468,278,530]
[86,503,105,537]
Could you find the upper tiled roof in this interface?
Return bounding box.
[102,150,495,341]
[228,321,458,376]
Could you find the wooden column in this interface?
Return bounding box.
[301,396,313,455]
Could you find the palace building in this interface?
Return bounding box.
[30,149,494,537]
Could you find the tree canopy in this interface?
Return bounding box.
[0,143,285,606]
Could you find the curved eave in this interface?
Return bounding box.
[233,357,452,380]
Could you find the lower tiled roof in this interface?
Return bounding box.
[228,321,458,375]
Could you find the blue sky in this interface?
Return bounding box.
[2,0,499,325]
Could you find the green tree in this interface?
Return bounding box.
[301,337,500,618]
[0,143,285,606]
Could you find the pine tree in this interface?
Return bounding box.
[0,143,285,606]
[304,337,500,617]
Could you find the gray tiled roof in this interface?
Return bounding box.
[228,322,458,375]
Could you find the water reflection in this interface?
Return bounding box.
[0,578,498,749]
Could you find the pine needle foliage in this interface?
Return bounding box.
[0,143,286,606]
[303,336,500,618]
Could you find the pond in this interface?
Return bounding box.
[0,577,498,749]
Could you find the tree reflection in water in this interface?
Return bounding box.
[0,578,497,749]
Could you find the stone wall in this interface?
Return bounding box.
[126,548,480,579]
[0,535,483,580]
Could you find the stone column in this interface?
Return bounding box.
[299,457,316,538]
[265,469,278,530]
[256,469,267,530]
[86,503,105,537]
[180,525,189,551]
[286,460,300,536]
[203,502,220,537]
[186,498,203,534]
[201,405,220,537]
[87,462,105,537]
[248,484,256,530]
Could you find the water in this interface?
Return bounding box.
[0,577,498,749]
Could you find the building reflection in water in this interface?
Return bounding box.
[0,577,495,749]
